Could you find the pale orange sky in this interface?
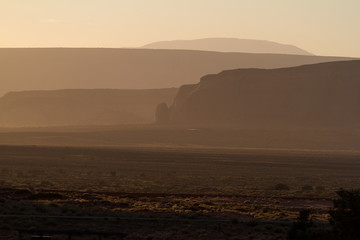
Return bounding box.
[1,0,360,57]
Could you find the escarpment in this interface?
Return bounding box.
[163,60,360,129]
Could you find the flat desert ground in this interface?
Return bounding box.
[0,129,359,239]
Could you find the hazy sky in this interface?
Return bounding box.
[1,0,360,57]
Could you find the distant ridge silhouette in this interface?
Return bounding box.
[165,60,360,129]
[142,38,313,55]
[0,88,177,127]
[0,48,352,96]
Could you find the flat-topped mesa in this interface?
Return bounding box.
[142,38,314,55]
[0,88,177,127]
[165,60,360,129]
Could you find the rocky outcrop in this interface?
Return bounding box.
[167,60,360,129]
[155,103,169,123]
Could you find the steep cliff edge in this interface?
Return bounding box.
[166,60,360,129]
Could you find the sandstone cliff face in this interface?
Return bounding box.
[168,60,360,129]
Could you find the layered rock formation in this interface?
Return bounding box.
[166,60,360,129]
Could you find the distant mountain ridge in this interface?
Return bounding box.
[142,38,313,55]
[0,48,352,96]
[163,60,360,129]
[0,88,177,127]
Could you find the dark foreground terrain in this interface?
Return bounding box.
[0,145,359,239]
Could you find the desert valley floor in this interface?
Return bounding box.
[0,137,359,239]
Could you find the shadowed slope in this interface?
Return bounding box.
[168,60,360,129]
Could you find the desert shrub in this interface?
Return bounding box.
[44,218,58,227]
[28,192,64,200]
[274,183,290,191]
[254,225,263,232]
[231,218,239,224]
[13,188,32,197]
[0,222,10,230]
[286,209,318,240]
[302,185,313,191]
[286,191,360,240]
[274,226,284,234]
[34,204,48,213]
[246,220,259,227]
[329,189,360,240]
[264,224,273,230]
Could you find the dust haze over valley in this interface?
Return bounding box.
[0,46,352,96]
[0,45,354,129]
[1,1,360,239]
